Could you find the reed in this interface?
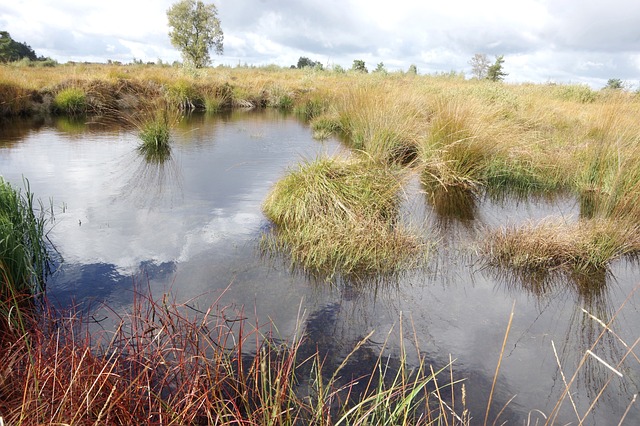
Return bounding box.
[0,178,53,298]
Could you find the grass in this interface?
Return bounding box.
[0,178,53,299]
[52,87,87,115]
[480,218,640,278]
[0,287,467,425]
[0,177,55,351]
[262,156,423,278]
[121,96,181,163]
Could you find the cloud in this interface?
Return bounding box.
[1,0,640,87]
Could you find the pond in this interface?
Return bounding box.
[1,110,638,424]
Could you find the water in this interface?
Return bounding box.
[1,111,639,425]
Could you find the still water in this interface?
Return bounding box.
[1,110,638,424]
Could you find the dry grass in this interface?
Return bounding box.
[481,218,640,274]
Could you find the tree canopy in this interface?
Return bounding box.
[0,32,38,63]
[468,53,490,79]
[296,56,323,70]
[167,0,223,68]
[351,59,368,73]
[487,55,507,82]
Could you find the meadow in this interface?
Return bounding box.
[1,62,640,424]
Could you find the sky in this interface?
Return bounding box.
[1,0,639,89]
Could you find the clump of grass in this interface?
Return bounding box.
[333,85,423,164]
[294,93,330,121]
[126,98,180,161]
[0,178,55,341]
[480,218,640,276]
[0,178,54,298]
[0,288,466,425]
[53,87,87,115]
[265,84,294,109]
[420,97,489,190]
[262,156,423,277]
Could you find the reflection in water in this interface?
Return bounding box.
[485,264,639,415]
[51,260,177,309]
[119,143,183,208]
[425,184,478,229]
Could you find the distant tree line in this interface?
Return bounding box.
[0,31,41,63]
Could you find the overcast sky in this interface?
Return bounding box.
[2,0,639,88]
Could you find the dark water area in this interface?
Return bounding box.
[1,110,639,425]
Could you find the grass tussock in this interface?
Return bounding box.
[53,87,87,115]
[481,218,640,275]
[0,178,53,299]
[0,289,466,425]
[125,97,181,162]
[262,156,423,277]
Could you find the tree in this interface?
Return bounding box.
[351,59,368,73]
[0,31,38,63]
[487,55,507,82]
[468,53,490,79]
[407,64,418,75]
[373,62,387,74]
[605,78,623,90]
[167,0,223,68]
[296,56,323,70]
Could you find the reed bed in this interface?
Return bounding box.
[0,288,467,425]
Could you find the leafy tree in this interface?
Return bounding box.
[469,53,490,79]
[487,55,507,82]
[351,59,368,73]
[407,64,418,75]
[605,78,623,90]
[373,62,386,74]
[333,64,346,73]
[167,0,223,68]
[296,56,323,70]
[0,31,38,63]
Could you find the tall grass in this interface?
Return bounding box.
[0,178,53,298]
[0,288,466,425]
[52,87,87,115]
[0,177,55,344]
